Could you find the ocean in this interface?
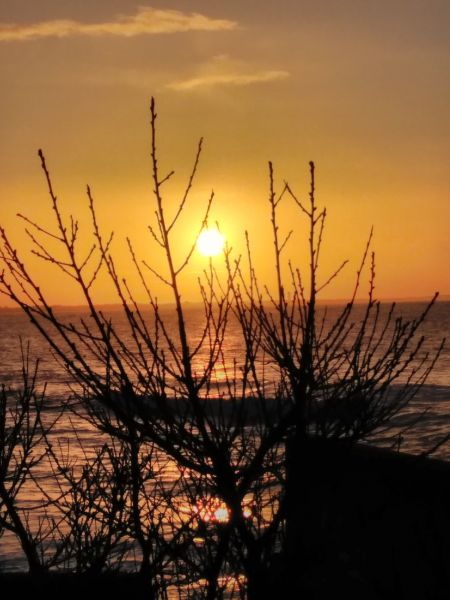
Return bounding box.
[1,300,450,577]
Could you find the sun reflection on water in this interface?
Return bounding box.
[190,496,254,524]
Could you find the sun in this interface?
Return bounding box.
[196,228,225,257]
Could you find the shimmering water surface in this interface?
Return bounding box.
[1,300,450,579]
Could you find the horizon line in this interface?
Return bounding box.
[1,294,449,311]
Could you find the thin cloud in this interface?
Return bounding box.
[0,7,237,42]
[168,70,290,91]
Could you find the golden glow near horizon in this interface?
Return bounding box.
[197,228,225,257]
[0,1,448,306]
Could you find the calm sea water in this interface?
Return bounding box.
[1,301,449,450]
[1,300,450,575]
[0,304,252,395]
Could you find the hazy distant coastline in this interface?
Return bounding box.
[2,296,449,312]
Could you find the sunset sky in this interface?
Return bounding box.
[0,0,449,306]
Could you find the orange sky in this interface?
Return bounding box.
[0,1,449,306]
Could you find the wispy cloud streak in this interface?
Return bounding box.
[168,70,290,91]
[0,7,237,42]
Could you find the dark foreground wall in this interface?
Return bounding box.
[273,440,450,600]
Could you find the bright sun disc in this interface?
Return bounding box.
[197,229,225,257]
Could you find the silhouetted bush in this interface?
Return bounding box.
[0,99,444,599]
